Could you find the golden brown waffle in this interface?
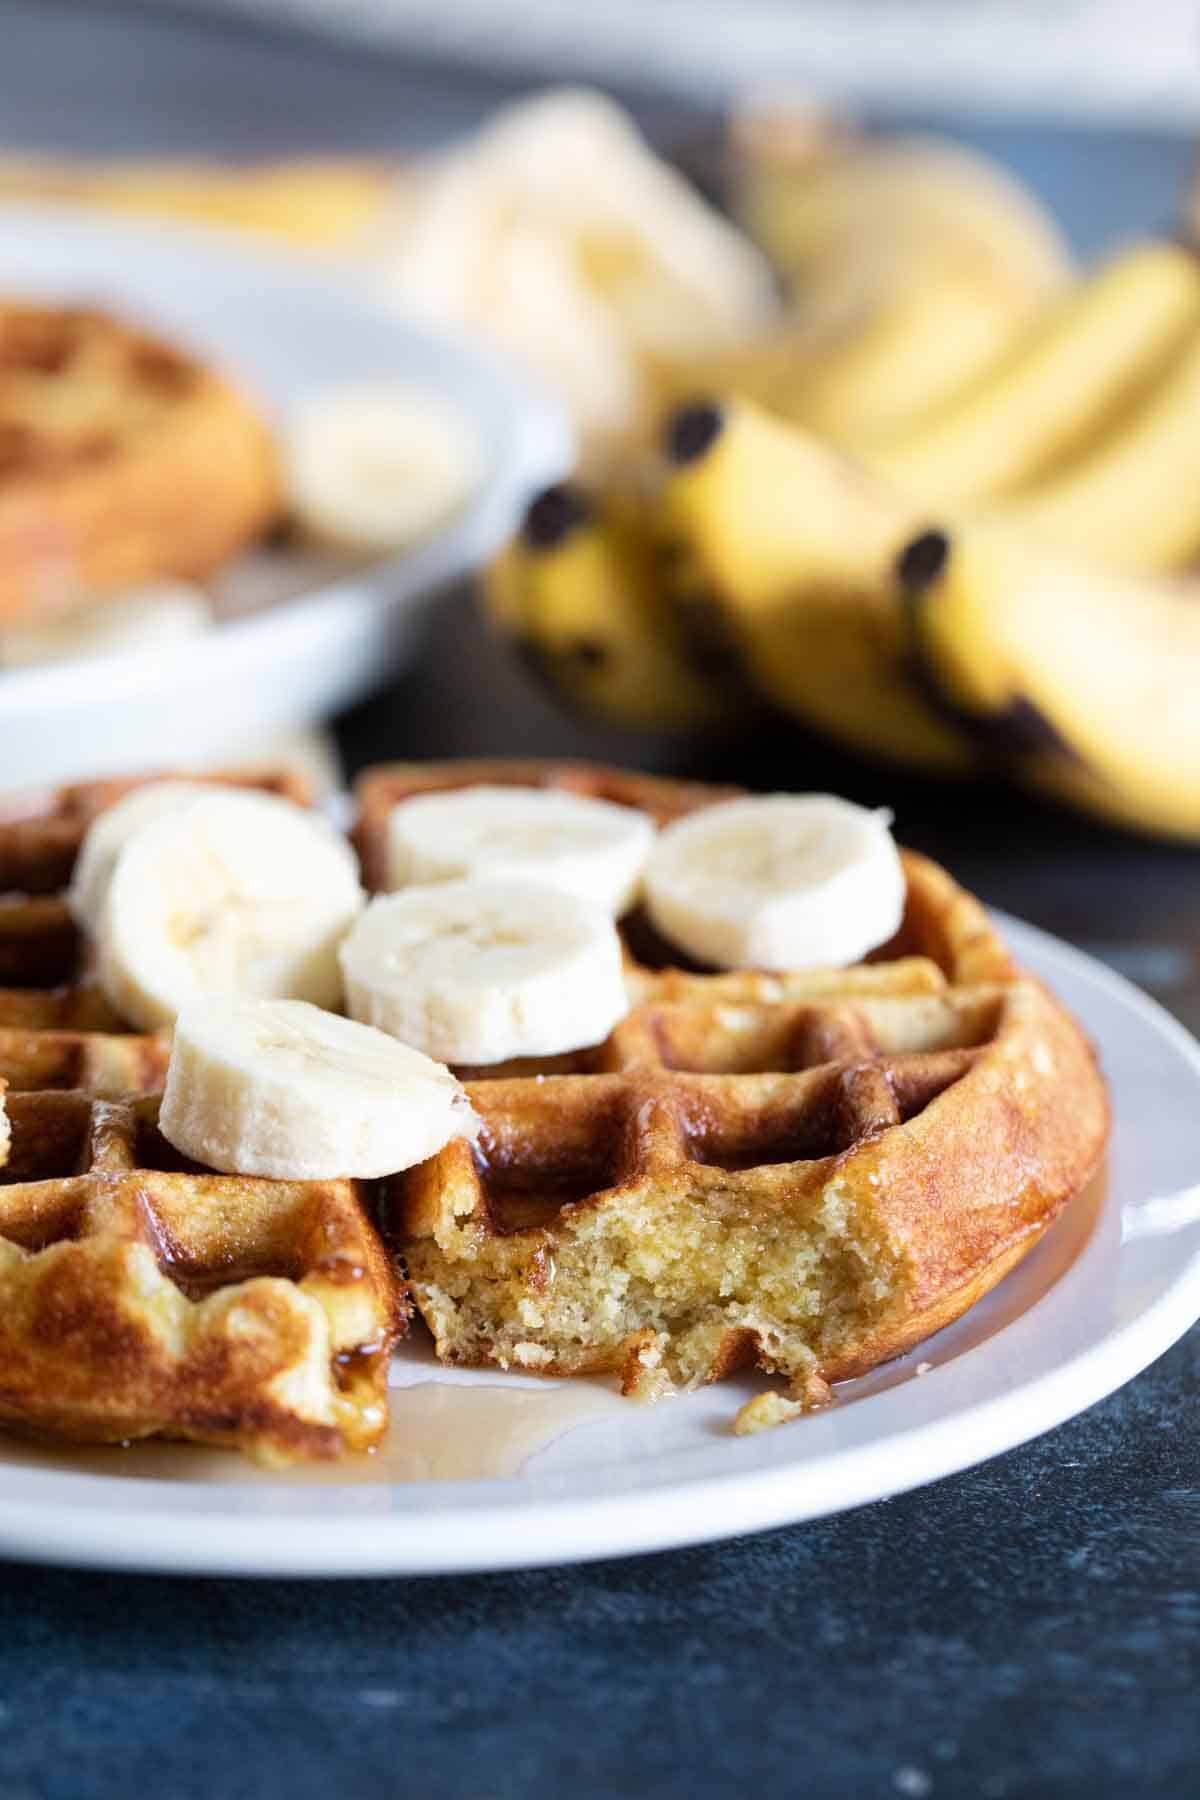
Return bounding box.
[0,300,279,620]
[0,764,404,1461]
[362,761,1110,1421]
[0,769,310,1098]
[0,1088,402,1460]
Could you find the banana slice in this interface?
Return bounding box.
[160,996,476,1180]
[644,795,905,970]
[384,785,654,915]
[283,381,483,552]
[68,780,214,936]
[98,790,364,1030]
[0,582,211,668]
[339,878,628,1064]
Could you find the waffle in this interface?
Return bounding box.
[0,765,404,1460]
[0,300,279,620]
[0,1089,402,1460]
[363,760,1110,1421]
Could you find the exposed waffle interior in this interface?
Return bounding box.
[0,1087,402,1460]
[364,761,1109,1412]
[0,769,310,1098]
[397,920,1006,1401]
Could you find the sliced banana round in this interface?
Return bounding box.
[68,780,215,937]
[385,784,654,915]
[160,997,477,1180]
[283,381,483,552]
[644,794,906,970]
[98,790,364,1030]
[339,878,628,1064]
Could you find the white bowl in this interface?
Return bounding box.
[0,203,572,787]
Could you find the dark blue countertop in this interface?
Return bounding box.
[2,1329,1196,1800]
[0,7,1197,1795]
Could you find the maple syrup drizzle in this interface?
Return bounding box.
[0,1379,621,1484]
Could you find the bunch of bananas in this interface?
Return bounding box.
[484,125,1200,842]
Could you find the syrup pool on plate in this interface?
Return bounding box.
[0,1376,623,1485]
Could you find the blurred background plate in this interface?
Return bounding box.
[0,202,571,788]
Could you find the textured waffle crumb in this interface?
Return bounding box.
[734,1370,834,1434]
[403,1168,906,1402]
[734,1392,804,1434]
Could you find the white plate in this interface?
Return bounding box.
[0,913,1198,1577]
[0,204,571,786]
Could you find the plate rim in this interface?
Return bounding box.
[0,913,1197,1577]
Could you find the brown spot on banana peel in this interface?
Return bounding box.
[522,483,592,549]
[564,639,610,671]
[510,634,630,729]
[514,633,610,683]
[671,584,751,683]
[666,400,724,465]
[656,533,765,701]
[895,528,951,594]
[897,530,1082,767]
[906,663,1084,764]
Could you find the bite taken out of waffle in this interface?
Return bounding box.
[358,762,1109,1429]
